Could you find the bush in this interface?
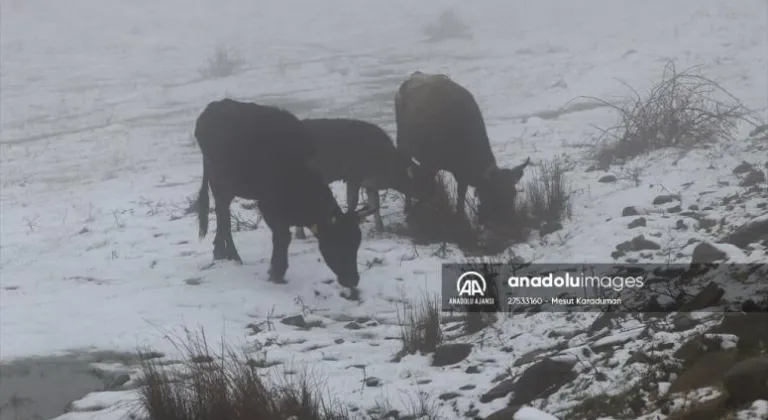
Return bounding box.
[395,292,443,360]
[199,45,245,79]
[588,61,753,165]
[402,172,532,254]
[522,157,573,226]
[137,329,349,420]
[403,173,478,247]
[423,9,472,43]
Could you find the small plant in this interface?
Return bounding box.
[199,45,245,79]
[523,157,573,226]
[137,328,350,420]
[588,61,755,165]
[395,292,443,359]
[423,9,472,43]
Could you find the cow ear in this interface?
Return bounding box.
[309,224,319,235]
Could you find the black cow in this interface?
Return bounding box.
[293,118,430,239]
[394,71,530,225]
[195,99,376,290]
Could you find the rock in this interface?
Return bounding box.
[678,282,724,312]
[484,406,523,420]
[481,378,517,403]
[673,333,728,367]
[598,174,617,183]
[106,374,132,390]
[653,194,679,205]
[749,125,768,138]
[334,338,345,344]
[741,169,766,186]
[691,242,728,263]
[364,377,381,387]
[465,365,481,374]
[459,384,476,390]
[675,219,687,230]
[723,355,768,405]
[480,358,576,404]
[622,206,641,216]
[698,217,717,230]
[344,322,362,330]
[665,394,729,420]
[513,347,556,367]
[438,392,460,401]
[667,205,682,213]
[668,351,738,394]
[539,222,563,236]
[508,358,578,406]
[431,343,473,367]
[709,313,768,355]
[631,235,661,251]
[733,161,754,174]
[281,315,308,328]
[688,204,700,211]
[628,217,647,229]
[722,215,768,249]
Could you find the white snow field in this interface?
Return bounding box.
[1,0,767,418]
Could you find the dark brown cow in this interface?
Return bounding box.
[293,118,431,238]
[394,71,530,225]
[194,99,375,291]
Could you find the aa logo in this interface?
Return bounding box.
[456,271,486,297]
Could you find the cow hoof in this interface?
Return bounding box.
[340,288,360,301]
[267,273,287,284]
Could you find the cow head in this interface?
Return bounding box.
[476,157,531,224]
[309,205,377,289]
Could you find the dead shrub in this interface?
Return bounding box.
[403,173,479,247]
[402,173,530,254]
[199,45,245,79]
[523,157,573,226]
[137,328,349,420]
[587,61,755,165]
[394,292,443,360]
[423,9,472,43]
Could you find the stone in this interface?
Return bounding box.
[431,343,473,367]
[690,242,728,263]
[723,356,768,406]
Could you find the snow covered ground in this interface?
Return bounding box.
[1,0,767,418]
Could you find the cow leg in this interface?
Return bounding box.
[294,226,307,239]
[367,187,384,231]
[346,180,361,212]
[365,187,383,231]
[455,179,469,220]
[267,224,291,283]
[210,187,242,263]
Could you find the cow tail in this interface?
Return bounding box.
[197,158,210,239]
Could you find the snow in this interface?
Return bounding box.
[1,0,766,418]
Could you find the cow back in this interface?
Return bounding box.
[395,72,496,184]
[195,99,315,199]
[302,118,401,184]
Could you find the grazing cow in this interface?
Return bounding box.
[394,71,530,225]
[293,118,430,239]
[194,99,376,290]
